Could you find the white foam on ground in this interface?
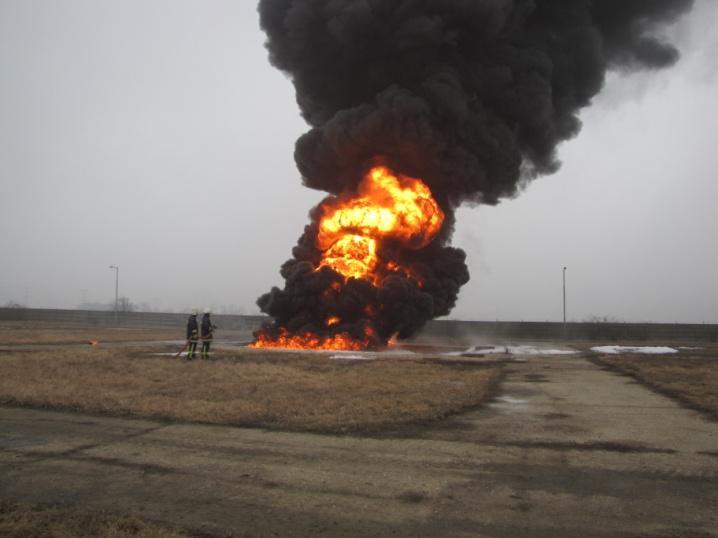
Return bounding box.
[490,395,531,413]
[495,396,528,405]
[591,345,678,355]
[507,346,577,356]
[449,345,577,357]
[330,353,376,361]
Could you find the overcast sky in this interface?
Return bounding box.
[1,0,717,323]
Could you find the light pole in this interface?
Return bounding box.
[109,265,119,323]
[562,266,567,328]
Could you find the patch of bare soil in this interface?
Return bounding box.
[0,346,501,433]
[593,349,718,420]
[0,500,185,537]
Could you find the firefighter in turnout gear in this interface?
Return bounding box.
[200,310,217,359]
[186,310,199,360]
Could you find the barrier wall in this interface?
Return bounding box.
[1,308,716,342]
[0,308,265,333]
[420,319,718,343]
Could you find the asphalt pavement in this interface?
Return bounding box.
[1,355,717,537]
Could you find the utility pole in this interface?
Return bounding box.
[109,265,119,323]
[562,266,567,328]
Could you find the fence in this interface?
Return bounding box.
[420,319,718,342]
[0,308,265,333]
[1,308,716,342]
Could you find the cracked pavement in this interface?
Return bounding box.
[1,355,717,537]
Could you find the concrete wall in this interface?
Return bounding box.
[0,307,265,333]
[1,308,716,342]
[421,319,718,343]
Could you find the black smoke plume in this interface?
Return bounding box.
[255,0,693,347]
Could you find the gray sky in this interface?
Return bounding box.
[1,0,717,323]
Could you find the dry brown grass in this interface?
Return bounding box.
[0,500,185,538]
[594,348,718,418]
[0,322,178,345]
[0,346,500,432]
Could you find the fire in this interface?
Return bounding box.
[250,326,374,351]
[387,333,399,347]
[317,165,444,282]
[321,235,377,280]
[251,164,444,351]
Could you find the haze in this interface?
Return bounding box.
[1,0,717,323]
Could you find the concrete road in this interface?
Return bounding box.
[1,356,717,537]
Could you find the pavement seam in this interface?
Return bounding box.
[1,424,168,467]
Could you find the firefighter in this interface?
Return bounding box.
[186,310,199,360]
[200,310,217,359]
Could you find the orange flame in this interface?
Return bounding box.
[317,165,444,282]
[250,326,374,351]
[251,164,443,351]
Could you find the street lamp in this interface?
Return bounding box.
[109,265,119,323]
[562,266,567,327]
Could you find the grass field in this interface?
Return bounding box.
[0,345,501,433]
[0,321,178,345]
[0,500,185,538]
[593,347,718,419]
